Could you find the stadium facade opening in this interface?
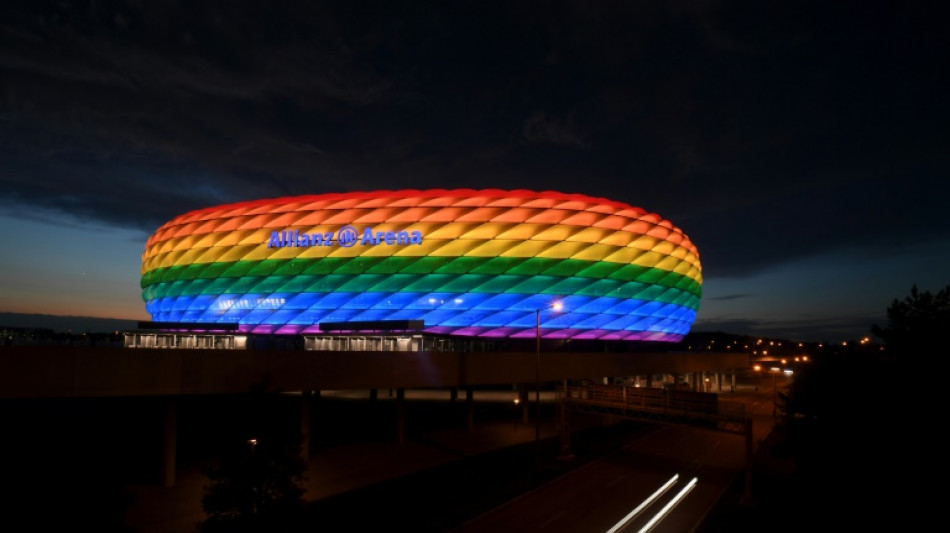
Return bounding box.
[141,189,702,342]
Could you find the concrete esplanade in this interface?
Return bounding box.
[0,346,747,398]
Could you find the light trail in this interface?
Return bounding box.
[636,476,698,533]
[604,474,680,533]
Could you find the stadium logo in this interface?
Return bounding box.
[267,227,423,248]
[337,225,359,247]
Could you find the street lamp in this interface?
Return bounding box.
[536,300,563,463]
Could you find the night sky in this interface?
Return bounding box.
[1,1,948,342]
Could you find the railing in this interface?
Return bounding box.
[560,384,749,434]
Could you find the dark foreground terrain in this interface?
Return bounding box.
[2,392,803,532]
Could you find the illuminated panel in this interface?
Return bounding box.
[141,189,702,341]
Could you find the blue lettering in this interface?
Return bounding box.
[267,227,424,247]
[361,227,376,245]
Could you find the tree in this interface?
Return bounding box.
[871,283,950,357]
[199,437,307,533]
[770,284,950,529]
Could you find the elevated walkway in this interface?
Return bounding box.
[558,383,755,503]
[561,383,750,435]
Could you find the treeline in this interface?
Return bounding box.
[0,326,125,346]
[772,284,948,530]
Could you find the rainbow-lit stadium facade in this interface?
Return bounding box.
[141,189,702,342]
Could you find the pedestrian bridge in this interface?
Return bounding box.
[560,383,751,435]
[557,383,756,502]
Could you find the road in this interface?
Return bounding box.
[113,380,783,532]
[290,383,782,532]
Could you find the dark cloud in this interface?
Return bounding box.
[708,294,749,302]
[1,0,948,278]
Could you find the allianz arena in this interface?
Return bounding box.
[140,189,702,342]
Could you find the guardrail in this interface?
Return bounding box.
[560,384,749,434]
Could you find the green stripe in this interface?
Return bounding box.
[143,256,701,298]
[143,280,701,311]
[143,274,701,309]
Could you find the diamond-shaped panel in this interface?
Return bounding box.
[141,189,702,340]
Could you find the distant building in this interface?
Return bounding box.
[140,189,702,342]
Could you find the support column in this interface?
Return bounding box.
[557,379,574,461]
[520,383,529,424]
[161,396,177,487]
[395,388,405,444]
[466,388,475,434]
[731,372,736,392]
[300,391,313,460]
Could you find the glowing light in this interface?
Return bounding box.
[141,189,702,339]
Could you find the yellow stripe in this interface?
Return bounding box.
[536,241,589,259]
[570,243,618,262]
[142,222,703,275]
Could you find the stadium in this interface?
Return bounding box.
[138,189,702,347]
